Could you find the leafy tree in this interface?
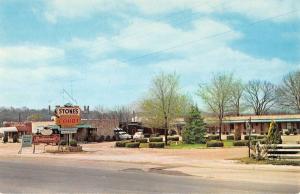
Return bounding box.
[140,72,189,145]
[197,73,234,140]
[182,105,206,144]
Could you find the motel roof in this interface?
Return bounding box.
[222,114,300,124]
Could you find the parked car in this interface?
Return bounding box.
[133,132,144,139]
[117,131,132,140]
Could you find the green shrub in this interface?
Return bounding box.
[149,142,165,148]
[226,135,234,140]
[285,131,290,135]
[136,138,148,143]
[233,140,248,146]
[150,133,160,137]
[144,133,150,138]
[105,135,111,141]
[244,135,257,140]
[256,135,265,139]
[167,136,179,141]
[115,140,132,147]
[125,142,140,148]
[149,137,163,142]
[206,141,224,147]
[207,135,220,141]
[69,140,77,147]
[294,131,298,135]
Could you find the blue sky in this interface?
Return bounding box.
[0,0,299,109]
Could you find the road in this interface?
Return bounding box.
[0,159,298,194]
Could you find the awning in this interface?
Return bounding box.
[0,127,18,133]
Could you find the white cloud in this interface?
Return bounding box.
[44,0,129,23]
[64,16,242,59]
[0,45,64,66]
[153,46,299,83]
[44,0,300,23]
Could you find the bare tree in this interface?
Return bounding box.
[112,105,132,123]
[197,73,234,140]
[140,72,189,145]
[244,80,276,115]
[230,80,244,116]
[277,71,300,113]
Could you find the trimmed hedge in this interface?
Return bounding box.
[207,135,220,141]
[256,135,265,139]
[244,135,257,140]
[167,136,179,141]
[233,140,248,146]
[149,137,163,142]
[294,131,298,135]
[226,135,234,140]
[115,140,132,147]
[136,138,148,143]
[285,131,290,135]
[206,141,224,147]
[105,135,111,141]
[149,142,165,148]
[144,133,151,138]
[125,142,140,148]
[150,133,160,137]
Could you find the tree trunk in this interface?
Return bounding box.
[164,115,168,145]
[219,119,222,141]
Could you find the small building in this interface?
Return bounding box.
[206,114,300,135]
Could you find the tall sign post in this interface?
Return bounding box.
[55,105,81,145]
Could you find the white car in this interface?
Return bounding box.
[133,132,144,139]
[118,131,132,140]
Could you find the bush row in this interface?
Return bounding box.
[207,135,220,141]
[206,141,224,147]
[149,142,165,148]
[233,140,248,146]
[284,131,298,135]
[135,138,148,143]
[232,139,266,146]
[125,142,140,148]
[167,136,180,141]
[115,140,165,148]
[149,137,163,142]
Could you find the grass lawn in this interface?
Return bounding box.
[166,143,206,149]
[236,157,300,166]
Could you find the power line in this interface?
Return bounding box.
[121,9,300,63]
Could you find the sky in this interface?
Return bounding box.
[0,0,299,110]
